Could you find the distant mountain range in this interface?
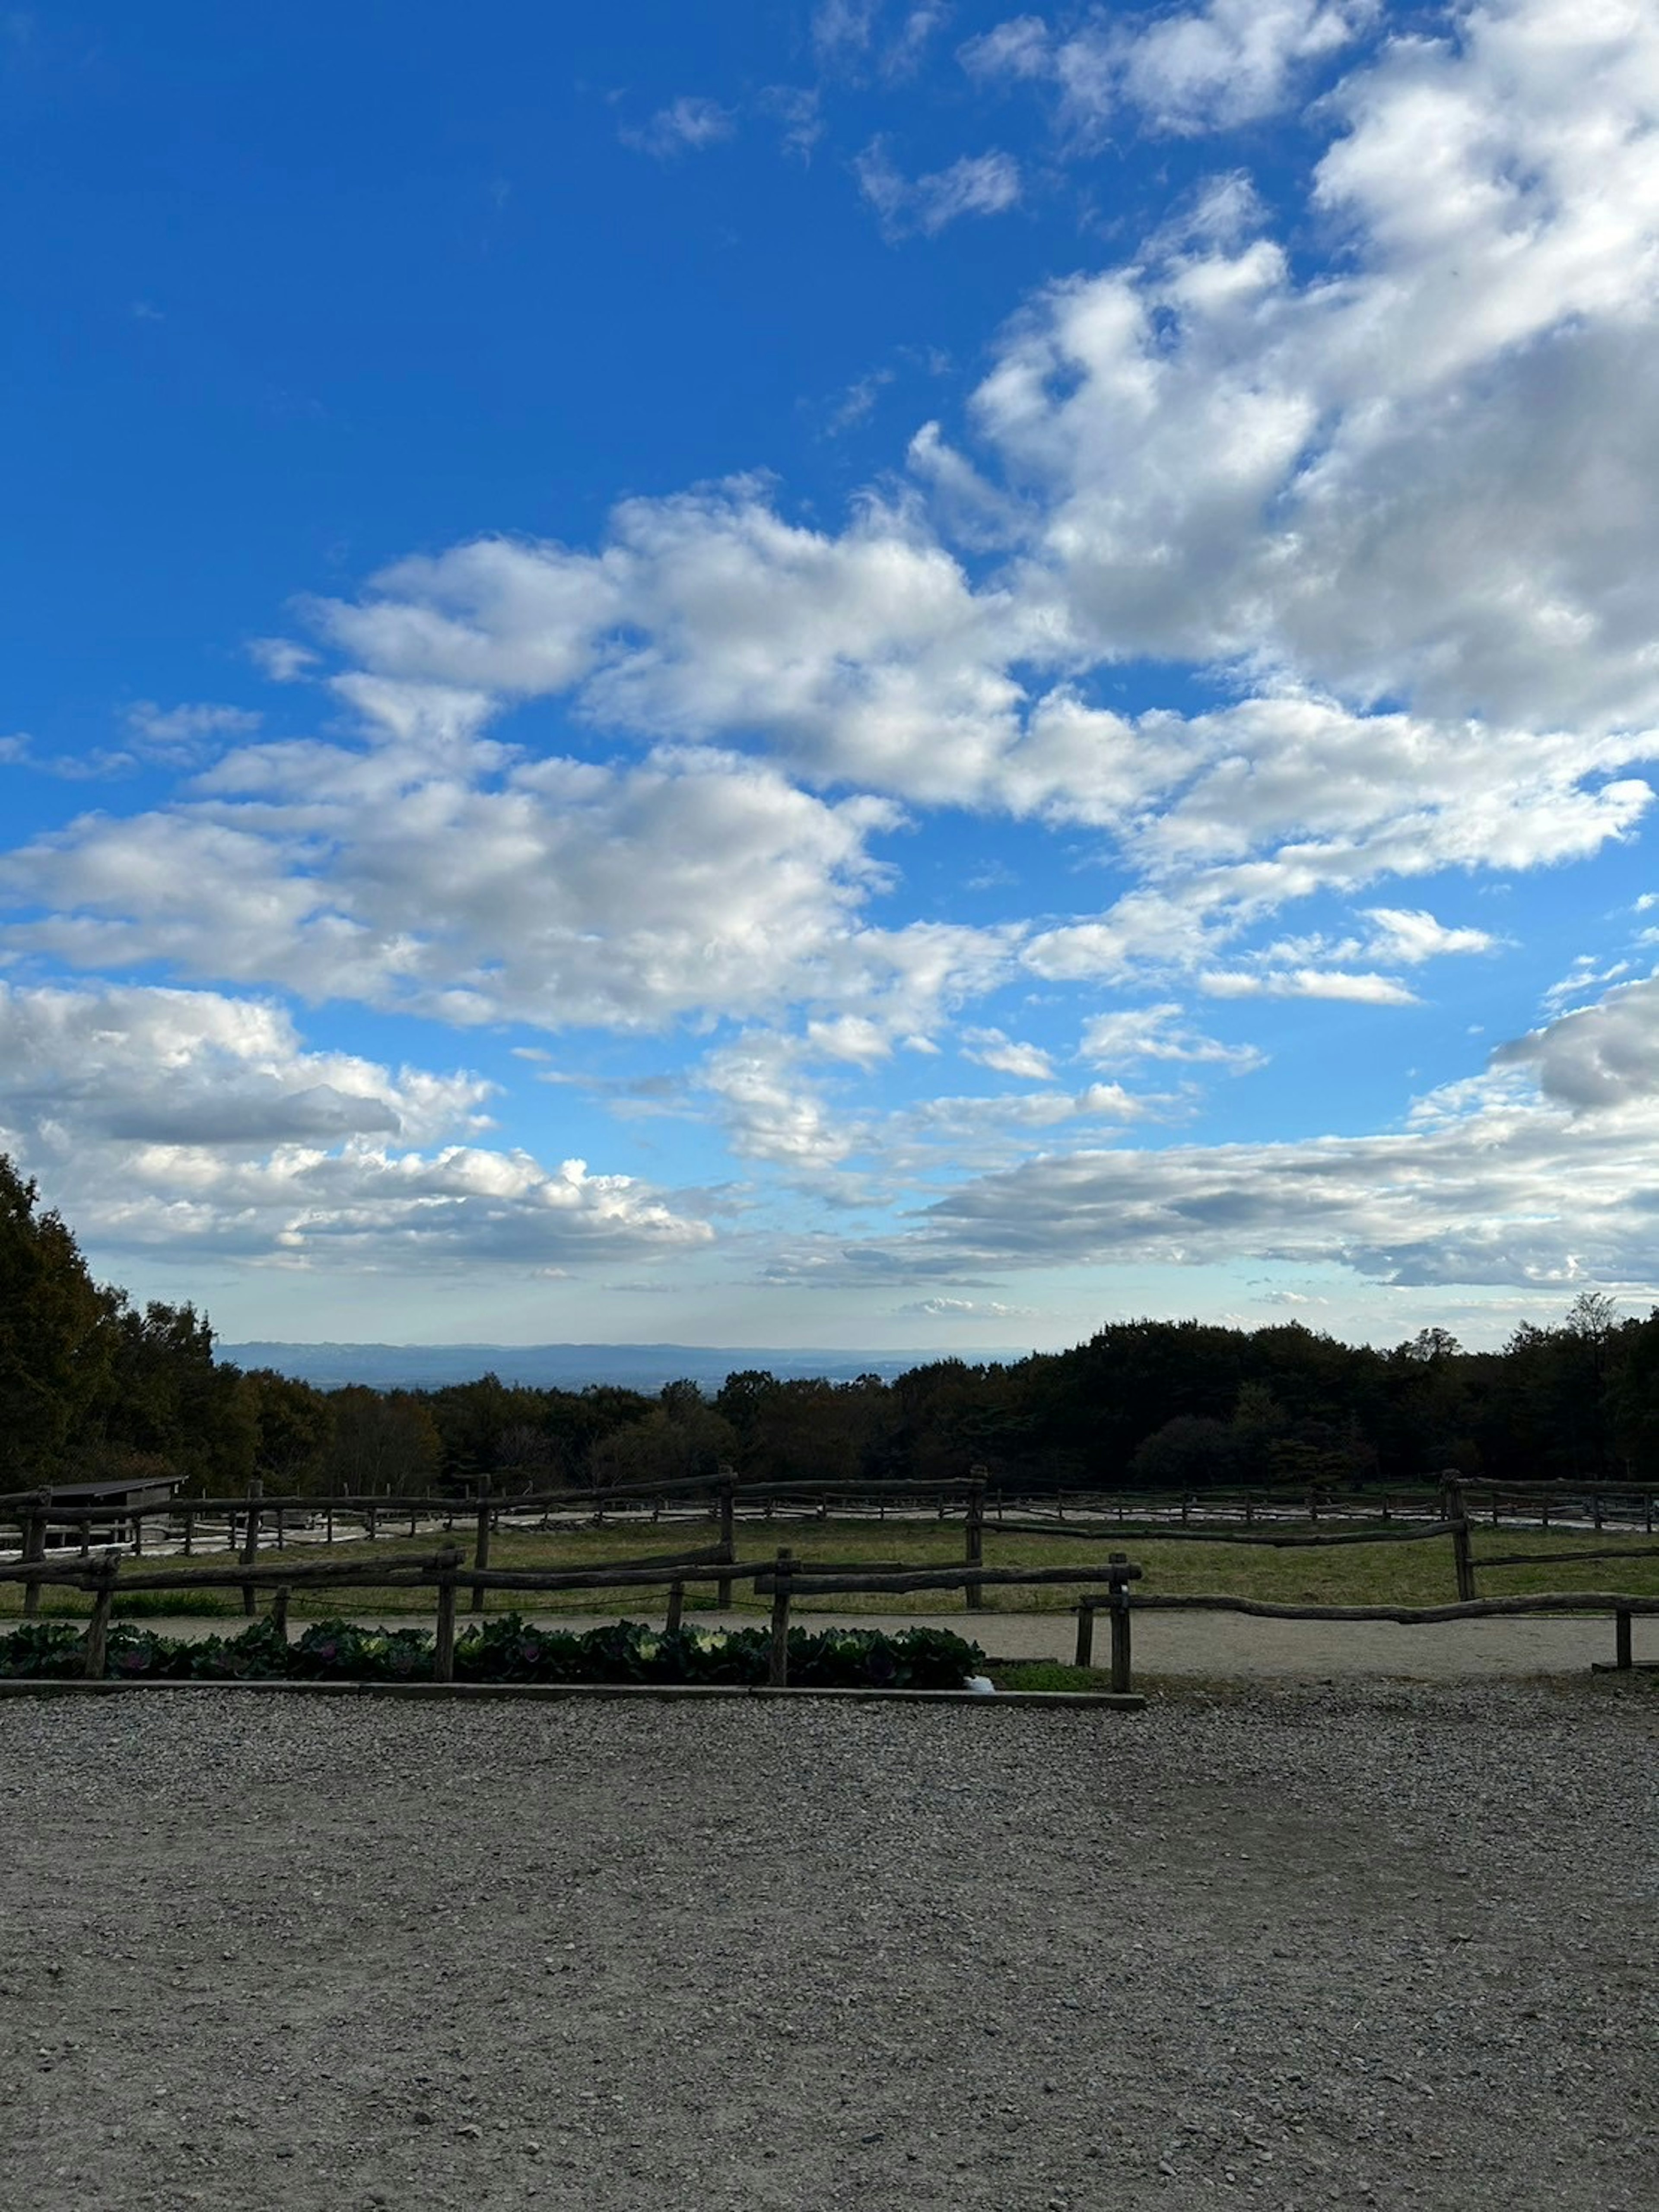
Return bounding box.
[216,1341,1025,1392]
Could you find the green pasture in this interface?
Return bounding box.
[8,1510,1659,1622]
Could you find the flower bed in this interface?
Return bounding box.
[0,1615,986,1690]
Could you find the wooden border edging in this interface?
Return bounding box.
[0,1678,1144,1710]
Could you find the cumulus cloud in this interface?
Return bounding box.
[0,736,1010,1035]
[701,1035,861,1169]
[0,983,710,1271]
[7,0,1659,1316]
[966,3,1659,739]
[1494,974,1659,1110]
[961,2,1367,134]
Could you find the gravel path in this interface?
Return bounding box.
[2,1680,1654,2211]
[117,1605,1658,1678]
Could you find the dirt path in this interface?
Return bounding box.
[2,1682,1654,2211]
[121,1605,1654,1677]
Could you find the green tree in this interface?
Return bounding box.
[239,1369,335,1496]
[321,1387,443,1495]
[80,1296,255,1493]
[0,1155,114,1483]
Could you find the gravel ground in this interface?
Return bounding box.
[106,1605,1658,1678]
[1,1680,1654,2212]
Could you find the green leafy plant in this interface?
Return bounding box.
[0,1620,85,1677]
[291,1619,434,1681]
[0,1609,986,1688]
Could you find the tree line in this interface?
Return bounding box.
[6,1153,1658,1500]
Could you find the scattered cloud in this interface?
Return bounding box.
[961,1,1369,135]
[1080,1003,1263,1070]
[895,1296,1038,1319]
[1200,968,1418,1005]
[960,1025,1054,1080]
[769,1016,1659,1293]
[618,95,736,159]
[855,140,1021,238]
[125,701,262,762]
[248,638,319,682]
[761,84,824,161]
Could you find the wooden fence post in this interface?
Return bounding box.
[665,1580,685,1634]
[471,1473,492,1616]
[715,1469,736,1608]
[22,1487,49,1619]
[965,1468,986,1611]
[270,1586,291,1643]
[1615,1606,1632,1672]
[131,1511,143,1557]
[275,1504,286,1552]
[1074,1597,1095,1669]
[83,1552,119,1679]
[1441,1474,1475,1603]
[182,1507,195,1558]
[1108,1552,1133,1695]
[240,1478,262,1617]
[768,1547,793,1687]
[434,1546,461,1682]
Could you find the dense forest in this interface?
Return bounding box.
[6,1152,1658,1500]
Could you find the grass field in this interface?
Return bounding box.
[7,1510,1659,1623]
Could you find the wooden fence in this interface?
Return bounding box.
[0,1543,1141,1690]
[3,1521,1655,1693]
[4,1471,1657,1690]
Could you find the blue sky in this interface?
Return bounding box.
[5,0,1659,1354]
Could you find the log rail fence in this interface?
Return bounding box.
[3,1469,1657,1683]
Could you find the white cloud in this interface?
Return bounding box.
[126,701,261,762]
[760,85,825,162]
[958,16,1052,83]
[2,736,979,1035]
[1199,966,1419,1005]
[0,982,710,1271]
[1080,1002,1263,1068]
[961,2,1367,134]
[1119,0,1366,132]
[619,96,736,159]
[966,3,1659,743]
[895,1296,1038,1319]
[1361,907,1497,963]
[247,638,318,682]
[855,140,1022,238]
[701,1035,860,1169]
[777,1002,1659,1293]
[883,6,951,81]
[960,1025,1055,1079]
[814,0,881,64]
[1494,973,1659,1109]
